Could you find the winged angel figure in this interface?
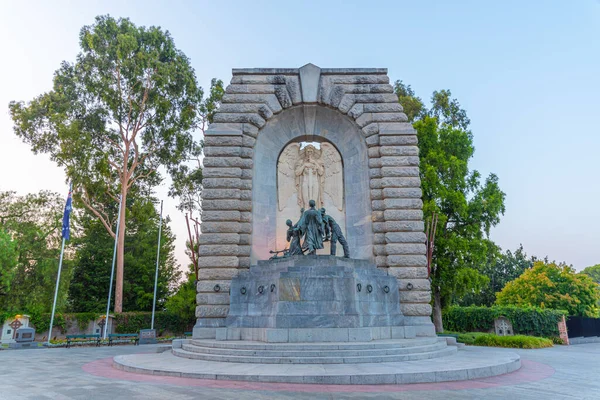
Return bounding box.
[277,143,343,212]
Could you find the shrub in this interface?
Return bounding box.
[113,311,193,335]
[29,312,68,334]
[443,305,565,338]
[473,334,553,349]
[456,332,488,345]
[24,311,193,336]
[0,311,12,326]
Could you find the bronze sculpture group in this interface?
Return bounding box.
[272,199,350,259]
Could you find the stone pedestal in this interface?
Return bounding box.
[212,255,434,342]
[139,329,157,345]
[8,327,39,349]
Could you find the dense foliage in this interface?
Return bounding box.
[164,268,196,324]
[69,196,180,312]
[395,82,506,331]
[28,312,99,335]
[0,191,70,314]
[113,311,193,335]
[496,261,600,317]
[443,305,565,337]
[581,264,600,284]
[0,228,18,297]
[14,311,191,337]
[460,245,536,306]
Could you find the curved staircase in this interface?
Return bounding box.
[173,337,457,364]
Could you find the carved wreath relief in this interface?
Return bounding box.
[277,143,343,212]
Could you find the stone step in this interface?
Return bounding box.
[180,341,447,358]
[115,347,521,384]
[172,346,457,364]
[189,337,441,351]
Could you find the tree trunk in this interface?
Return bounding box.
[433,285,444,333]
[114,187,127,313]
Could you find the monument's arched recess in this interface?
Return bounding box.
[254,106,371,262]
[196,64,432,338]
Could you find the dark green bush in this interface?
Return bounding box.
[29,312,68,334]
[0,311,12,326]
[443,306,565,337]
[113,311,193,335]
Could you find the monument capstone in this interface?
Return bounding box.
[195,64,434,340]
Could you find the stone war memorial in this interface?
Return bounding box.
[114,64,521,384]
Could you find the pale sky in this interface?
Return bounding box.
[1,0,599,271]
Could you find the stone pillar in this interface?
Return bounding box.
[194,124,243,338]
[377,123,432,329]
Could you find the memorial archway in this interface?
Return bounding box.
[196,64,432,337]
[251,106,372,262]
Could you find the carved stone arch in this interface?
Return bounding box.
[252,105,372,262]
[196,64,431,337]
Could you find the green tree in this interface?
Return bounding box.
[0,228,18,298]
[9,15,203,312]
[69,196,180,312]
[581,264,600,284]
[496,261,600,317]
[165,266,196,324]
[0,191,70,313]
[460,244,536,306]
[396,87,506,332]
[393,81,426,123]
[67,213,113,313]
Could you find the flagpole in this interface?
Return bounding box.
[103,196,123,340]
[47,237,66,346]
[151,200,163,331]
[48,183,73,346]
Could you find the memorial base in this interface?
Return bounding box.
[215,326,420,343]
[8,341,40,349]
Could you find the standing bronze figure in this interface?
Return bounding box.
[286,219,303,256]
[299,200,324,255]
[321,208,350,258]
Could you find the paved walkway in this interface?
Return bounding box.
[0,343,599,399]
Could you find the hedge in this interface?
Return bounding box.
[3,311,194,336]
[113,312,193,335]
[472,334,553,349]
[443,306,566,338]
[445,331,554,348]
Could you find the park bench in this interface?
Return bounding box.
[66,334,101,348]
[437,333,459,339]
[108,333,139,346]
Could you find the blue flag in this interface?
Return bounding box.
[61,185,73,240]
